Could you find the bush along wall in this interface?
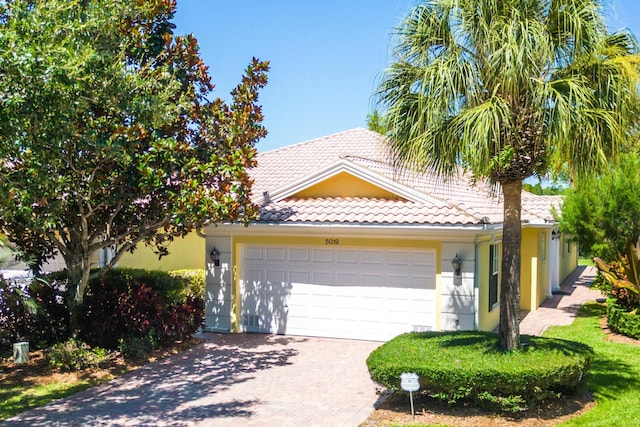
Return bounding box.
[606,298,640,339]
[0,268,204,354]
[367,331,593,413]
[80,268,205,350]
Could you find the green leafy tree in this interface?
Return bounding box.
[0,0,269,333]
[366,109,387,134]
[377,0,639,350]
[560,151,640,261]
[522,181,568,196]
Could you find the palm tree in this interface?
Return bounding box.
[378,0,640,351]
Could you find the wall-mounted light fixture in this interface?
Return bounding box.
[551,230,561,241]
[209,247,220,267]
[452,254,462,277]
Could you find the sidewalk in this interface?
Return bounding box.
[519,266,601,336]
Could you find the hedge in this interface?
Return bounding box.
[367,331,593,412]
[606,298,640,339]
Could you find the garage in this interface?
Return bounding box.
[239,244,437,341]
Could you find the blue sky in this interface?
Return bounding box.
[174,1,640,153]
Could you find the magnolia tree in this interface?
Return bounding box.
[0,0,269,333]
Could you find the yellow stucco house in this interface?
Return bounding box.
[120,128,578,341]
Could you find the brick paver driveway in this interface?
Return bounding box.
[2,334,382,427]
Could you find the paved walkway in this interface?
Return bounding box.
[2,267,601,426]
[519,265,601,336]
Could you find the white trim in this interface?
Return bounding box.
[205,222,493,242]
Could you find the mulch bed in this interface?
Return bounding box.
[362,389,595,427]
[0,337,202,395]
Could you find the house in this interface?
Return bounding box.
[201,128,577,342]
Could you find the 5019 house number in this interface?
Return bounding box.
[325,238,339,245]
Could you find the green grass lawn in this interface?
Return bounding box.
[546,303,640,426]
[578,257,594,266]
[384,302,640,427]
[0,379,102,421]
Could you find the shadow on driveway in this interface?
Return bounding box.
[3,333,381,427]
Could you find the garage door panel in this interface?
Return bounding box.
[337,249,359,263]
[266,247,286,261]
[360,274,385,286]
[386,251,412,265]
[335,272,358,285]
[289,248,310,261]
[289,271,310,284]
[311,271,333,285]
[312,249,333,262]
[361,250,386,264]
[411,251,436,265]
[244,247,263,260]
[240,245,436,341]
[266,270,286,283]
[410,275,436,288]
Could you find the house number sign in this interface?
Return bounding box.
[400,372,420,392]
[400,372,420,419]
[325,238,339,245]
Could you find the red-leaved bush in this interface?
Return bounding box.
[81,275,204,349]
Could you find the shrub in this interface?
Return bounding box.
[593,239,640,310]
[80,269,204,349]
[47,338,110,372]
[367,331,593,412]
[0,275,68,348]
[169,269,205,299]
[606,298,640,339]
[118,334,157,360]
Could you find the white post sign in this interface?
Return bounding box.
[400,372,420,418]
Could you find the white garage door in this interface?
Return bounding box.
[240,245,436,341]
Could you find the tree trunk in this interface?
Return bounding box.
[65,252,92,338]
[499,179,522,351]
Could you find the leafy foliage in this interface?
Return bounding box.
[0,0,268,333]
[0,276,68,347]
[168,269,205,300]
[594,240,640,311]
[366,109,387,134]
[47,338,110,372]
[366,331,592,413]
[0,268,203,351]
[80,269,204,349]
[522,181,569,195]
[560,152,640,260]
[377,0,640,351]
[605,298,640,339]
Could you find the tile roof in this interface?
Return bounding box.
[251,128,561,226]
[259,197,481,225]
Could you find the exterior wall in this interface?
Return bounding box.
[440,242,476,331]
[204,235,233,332]
[477,239,501,331]
[559,235,579,282]
[520,228,549,311]
[537,231,549,306]
[293,171,401,199]
[117,232,204,271]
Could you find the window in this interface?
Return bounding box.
[489,244,500,311]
